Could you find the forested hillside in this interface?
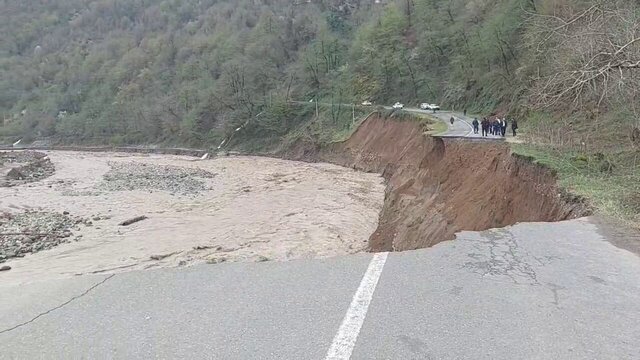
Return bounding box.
[0,0,638,149]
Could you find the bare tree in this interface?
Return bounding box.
[223,64,256,116]
[525,0,640,110]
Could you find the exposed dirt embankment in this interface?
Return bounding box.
[283,116,589,252]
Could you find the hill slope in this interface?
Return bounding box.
[0,0,550,144]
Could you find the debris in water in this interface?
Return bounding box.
[150,252,176,261]
[1,151,55,187]
[206,257,227,264]
[119,215,148,226]
[0,210,88,263]
[100,161,215,195]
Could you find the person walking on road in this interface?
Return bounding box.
[481,118,489,137]
[464,109,467,116]
[511,118,518,137]
[501,118,508,137]
[472,118,479,134]
[450,116,455,125]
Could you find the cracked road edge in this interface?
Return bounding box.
[0,274,116,334]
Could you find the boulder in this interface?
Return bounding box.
[6,168,25,180]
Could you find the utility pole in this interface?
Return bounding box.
[352,103,355,126]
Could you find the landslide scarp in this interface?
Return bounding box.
[282,115,589,251]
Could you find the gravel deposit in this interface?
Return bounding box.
[100,161,216,195]
[0,151,55,186]
[0,211,89,264]
[0,151,45,164]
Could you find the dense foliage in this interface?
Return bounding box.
[0,0,638,147]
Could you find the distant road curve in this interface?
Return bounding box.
[289,100,504,140]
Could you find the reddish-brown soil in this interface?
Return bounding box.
[282,116,589,252]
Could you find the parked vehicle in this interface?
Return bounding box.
[361,100,373,106]
[392,102,404,109]
[420,103,440,110]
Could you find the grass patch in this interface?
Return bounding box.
[295,109,431,144]
[329,112,374,143]
[416,113,448,135]
[511,143,640,228]
[425,117,448,135]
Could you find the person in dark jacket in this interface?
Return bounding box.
[511,119,518,137]
[472,118,479,134]
[481,118,489,137]
[501,118,508,137]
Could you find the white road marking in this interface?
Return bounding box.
[325,252,389,360]
[451,114,474,137]
[458,118,475,137]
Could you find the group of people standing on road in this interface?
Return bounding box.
[471,116,518,137]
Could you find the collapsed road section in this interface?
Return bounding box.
[282,114,590,251]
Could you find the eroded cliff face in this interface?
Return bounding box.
[283,116,589,251]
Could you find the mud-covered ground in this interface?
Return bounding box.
[0,151,385,284]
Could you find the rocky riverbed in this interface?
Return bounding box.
[0,151,55,186]
[0,210,91,264]
[100,161,216,195]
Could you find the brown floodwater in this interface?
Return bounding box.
[0,151,385,285]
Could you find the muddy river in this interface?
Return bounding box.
[0,151,385,285]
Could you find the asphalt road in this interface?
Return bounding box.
[1,217,639,359]
[406,109,472,137]
[404,109,506,140]
[289,101,497,139]
[379,106,503,139]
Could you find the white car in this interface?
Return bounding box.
[392,102,404,109]
[420,103,440,110]
[361,100,372,106]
